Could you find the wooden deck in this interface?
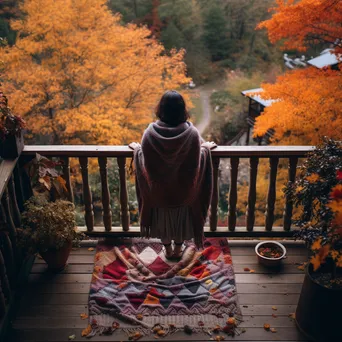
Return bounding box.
[7,240,309,342]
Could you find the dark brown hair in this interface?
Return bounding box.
[155,90,190,126]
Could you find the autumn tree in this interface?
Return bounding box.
[0,0,190,145]
[254,0,342,145]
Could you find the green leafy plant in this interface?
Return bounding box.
[18,196,82,254]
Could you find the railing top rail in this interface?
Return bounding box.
[22,145,315,158]
[0,159,18,198]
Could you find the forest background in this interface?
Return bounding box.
[0,0,340,228]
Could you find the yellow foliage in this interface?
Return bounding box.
[0,0,191,144]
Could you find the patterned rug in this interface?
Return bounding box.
[86,238,242,338]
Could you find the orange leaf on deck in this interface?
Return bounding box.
[80,313,88,320]
[81,325,92,337]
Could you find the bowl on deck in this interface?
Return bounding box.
[255,241,286,267]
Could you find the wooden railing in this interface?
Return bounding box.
[22,145,314,237]
[0,157,32,328]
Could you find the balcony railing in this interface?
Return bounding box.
[22,145,314,237]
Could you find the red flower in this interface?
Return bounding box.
[337,170,342,181]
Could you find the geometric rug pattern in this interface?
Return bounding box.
[88,238,241,336]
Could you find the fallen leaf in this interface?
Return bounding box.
[270,328,277,333]
[272,313,278,318]
[80,313,88,320]
[288,313,296,320]
[243,305,248,308]
[88,247,95,251]
[112,322,120,329]
[226,317,236,326]
[157,330,166,336]
[129,332,143,340]
[272,306,277,311]
[241,328,246,333]
[263,323,271,331]
[249,269,255,273]
[243,267,250,272]
[82,325,92,337]
[212,325,221,333]
[68,334,76,340]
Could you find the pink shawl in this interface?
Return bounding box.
[133,121,213,248]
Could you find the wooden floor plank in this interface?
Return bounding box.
[236,283,302,294]
[9,328,307,341]
[12,315,297,329]
[235,274,304,284]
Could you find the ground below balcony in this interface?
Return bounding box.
[7,240,310,341]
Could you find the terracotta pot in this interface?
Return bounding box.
[255,241,286,267]
[295,264,342,341]
[0,132,24,159]
[39,241,72,272]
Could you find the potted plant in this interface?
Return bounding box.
[18,195,81,271]
[285,138,342,341]
[18,154,83,271]
[0,90,25,159]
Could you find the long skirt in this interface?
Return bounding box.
[150,206,194,243]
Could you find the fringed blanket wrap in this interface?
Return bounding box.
[133,121,213,248]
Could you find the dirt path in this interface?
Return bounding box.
[195,88,211,135]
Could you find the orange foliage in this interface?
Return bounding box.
[0,0,191,144]
[258,0,342,53]
[254,0,342,145]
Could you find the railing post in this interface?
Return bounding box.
[246,157,259,231]
[283,157,298,231]
[13,164,25,212]
[117,157,129,232]
[79,157,94,232]
[61,157,74,203]
[98,157,112,231]
[210,157,220,231]
[8,176,21,227]
[265,157,279,231]
[1,191,16,244]
[0,232,15,286]
[0,249,10,301]
[0,281,6,318]
[228,157,239,231]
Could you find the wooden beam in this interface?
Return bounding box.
[22,145,314,158]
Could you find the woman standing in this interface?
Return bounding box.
[129,90,216,258]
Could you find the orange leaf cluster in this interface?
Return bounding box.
[1,0,191,145]
[253,66,342,145]
[257,0,342,53]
